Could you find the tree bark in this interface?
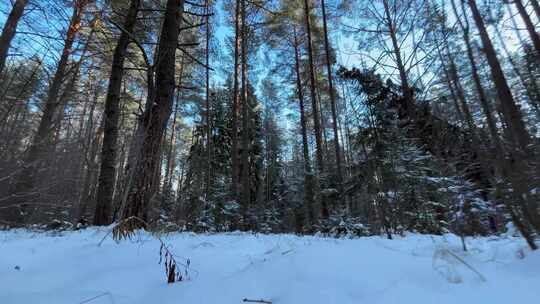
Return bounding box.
[122,0,184,222]
[53,16,98,144]
[231,0,241,201]
[451,0,501,151]
[320,0,343,194]
[78,116,104,221]
[467,0,531,153]
[303,0,325,173]
[77,79,99,220]
[509,207,538,250]
[204,0,212,200]
[441,61,464,123]
[240,0,251,228]
[512,0,540,60]
[383,0,413,112]
[293,24,315,227]
[461,0,540,244]
[446,51,479,141]
[0,0,28,76]
[93,0,140,226]
[164,55,185,194]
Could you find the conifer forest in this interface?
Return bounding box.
[0,0,540,302]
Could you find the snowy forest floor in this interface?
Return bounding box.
[1,228,539,304]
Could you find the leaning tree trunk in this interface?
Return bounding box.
[303,0,325,173]
[530,0,540,20]
[122,0,184,222]
[93,0,140,226]
[506,4,540,115]
[0,0,28,76]
[451,0,501,151]
[53,17,98,140]
[4,0,87,225]
[465,41,500,148]
[467,0,531,153]
[512,0,540,61]
[495,25,540,116]
[468,1,540,230]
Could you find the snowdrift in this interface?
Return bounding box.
[0,229,538,304]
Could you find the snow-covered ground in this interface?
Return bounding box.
[1,228,539,304]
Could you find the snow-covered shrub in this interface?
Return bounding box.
[329,218,370,238]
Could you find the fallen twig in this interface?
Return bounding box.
[78,292,111,304]
[281,249,294,255]
[444,249,487,282]
[243,298,272,304]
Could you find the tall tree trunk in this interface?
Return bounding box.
[122,0,184,222]
[76,78,99,219]
[0,0,28,76]
[163,100,178,194]
[93,0,140,226]
[459,0,540,246]
[446,50,479,140]
[231,0,241,201]
[204,0,212,200]
[78,117,104,221]
[303,0,325,173]
[467,0,531,153]
[164,55,185,194]
[339,82,354,176]
[5,0,87,224]
[320,0,343,193]
[317,87,329,158]
[240,0,251,228]
[512,0,540,60]
[53,17,98,141]
[293,25,315,228]
[441,61,465,123]
[383,0,413,111]
[466,42,501,148]
[451,0,501,151]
